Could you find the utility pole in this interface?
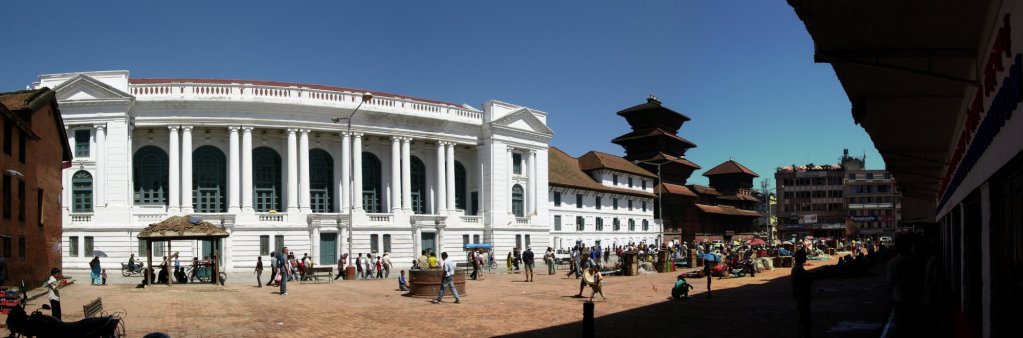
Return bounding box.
[761,179,772,243]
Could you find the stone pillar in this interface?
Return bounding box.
[401,137,412,211]
[241,127,254,212]
[352,133,364,211]
[340,132,351,213]
[391,136,402,212]
[299,129,311,212]
[446,143,456,212]
[180,126,193,213]
[287,128,299,213]
[508,146,515,215]
[228,126,241,213]
[168,126,180,212]
[530,150,537,215]
[435,141,446,213]
[94,125,106,207]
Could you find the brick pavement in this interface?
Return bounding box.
[8,258,889,338]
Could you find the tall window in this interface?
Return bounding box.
[18,132,26,163]
[513,153,522,175]
[612,174,618,185]
[309,149,334,212]
[595,196,602,210]
[642,220,650,231]
[642,180,646,189]
[69,236,79,257]
[370,234,380,253]
[194,146,227,213]
[0,237,8,258]
[576,216,585,231]
[554,215,561,231]
[515,234,522,249]
[596,218,604,231]
[36,189,44,226]
[259,235,270,256]
[18,236,25,258]
[2,175,9,219]
[628,177,633,187]
[383,234,392,253]
[133,146,169,205]
[463,235,470,251]
[252,147,282,212]
[613,218,620,231]
[74,129,90,157]
[576,194,582,208]
[628,219,636,231]
[455,161,467,210]
[138,239,147,256]
[643,201,647,212]
[17,181,24,222]
[553,192,561,206]
[362,152,383,212]
[84,236,94,256]
[628,200,633,211]
[613,198,618,210]
[275,235,284,253]
[512,184,524,217]
[3,117,12,155]
[72,170,93,212]
[410,156,426,214]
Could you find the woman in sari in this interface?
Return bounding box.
[506,252,514,273]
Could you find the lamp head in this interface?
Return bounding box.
[361,92,374,102]
[330,116,342,123]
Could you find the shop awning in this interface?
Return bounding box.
[788,0,994,223]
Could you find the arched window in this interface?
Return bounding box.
[628,219,636,231]
[455,161,467,210]
[72,170,93,212]
[252,147,282,212]
[309,149,334,213]
[193,146,227,213]
[512,184,524,217]
[362,152,382,213]
[642,219,650,232]
[133,146,168,205]
[410,156,426,214]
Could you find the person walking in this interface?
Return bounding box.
[382,253,392,278]
[704,246,715,298]
[335,254,347,280]
[432,252,461,304]
[254,256,264,287]
[545,247,556,275]
[355,253,364,279]
[375,256,384,279]
[366,253,376,279]
[792,249,813,338]
[89,256,101,285]
[46,268,62,319]
[522,247,535,282]
[278,247,291,295]
[266,252,278,286]
[474,249,485,280]
[506,252,514,273]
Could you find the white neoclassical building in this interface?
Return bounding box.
[37,70,553,271]
[547,148,660,250]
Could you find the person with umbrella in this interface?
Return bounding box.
[89,255,101,285]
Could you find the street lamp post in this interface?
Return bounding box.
[634,160,665,246]
[332,92,373,279]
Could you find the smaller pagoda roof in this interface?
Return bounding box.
[687,185,721,196]
[694,204,762,217]
[703,160,759,177]
[643,152,701,170]
[656,183,698,197]
[137,216,230,239]
[611,128,698,149]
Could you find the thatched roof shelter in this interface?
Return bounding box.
[137,216,229,240]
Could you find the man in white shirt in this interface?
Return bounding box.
[382,253,392,278]
[46,267,62,319]
[432,252,461,304]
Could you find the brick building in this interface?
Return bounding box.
[0,88,72,286]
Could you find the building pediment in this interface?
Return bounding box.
[490,107,554,136]
[54,74,134,102]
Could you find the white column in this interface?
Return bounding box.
[94,125,106,207]
[241,127,254,212]
[340,132,351,213]
[228,126,241,213]
[508,147,515,215]
[391,136,402,212]
[168,126,180,212]
[446,143,456,212]
[299,129,311,212]
[180,126,194,213]
[435,141,446,213]
[530,150,537,215]
[287,128,299,213]
[401,137,412,211]
[352,133,364,211]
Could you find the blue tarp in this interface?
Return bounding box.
[703,253,720,262]
[464,243,493,249]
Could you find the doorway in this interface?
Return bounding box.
[421,232,436,255]
[320,233,337,265]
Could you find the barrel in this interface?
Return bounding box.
[620,252,638,276]
[408,268,467,297]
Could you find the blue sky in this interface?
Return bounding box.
[0,0,884,188]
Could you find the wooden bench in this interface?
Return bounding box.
[455,262,472,275]
[301,267,334,283]
[83,297,104,318]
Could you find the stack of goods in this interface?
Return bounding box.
[0,287,20,314]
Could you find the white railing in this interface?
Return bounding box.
[515,217,529,224]
[135,213,167,224]
[460,216,481,224]
[367,214,393,223]
[130,82,483,121]
[70,213,92,224]
[257,213,287,223]
[196,213,236,226]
